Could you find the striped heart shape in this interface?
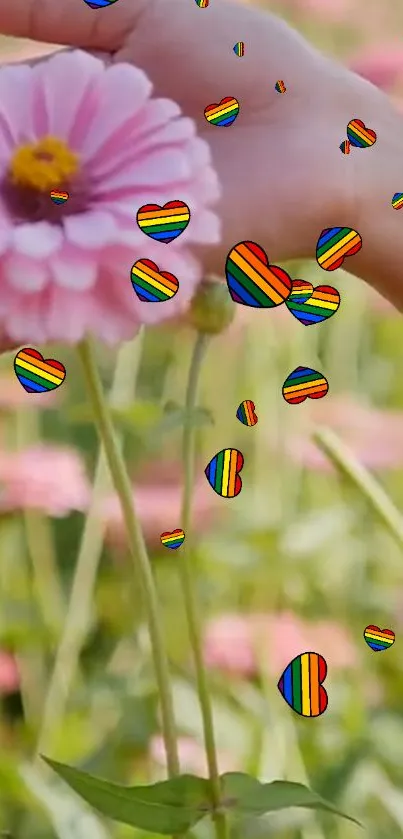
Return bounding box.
[347,118,376,148]
[225,241,292,308]
[286,279,340,325]
[204,97,240,127]
[282,366,329,405]
[131,259,179,303]
[278,652,328,717]
[14,347,66,393]
[136,201,190,243]
[363,625,395,652]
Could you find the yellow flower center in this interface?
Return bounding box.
[9,136,79,192]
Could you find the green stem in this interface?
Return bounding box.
[314,427,403,549]
[76,337,179,779]
[15,408,65,636]
[179,333,228,839]
[36,333,145,757]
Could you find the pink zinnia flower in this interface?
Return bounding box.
[0,650,19,695]
[103,460,216,550]
[0,372,60,409]
[0,51,220,345]
[0,445,90,516]
[203,612,357,678]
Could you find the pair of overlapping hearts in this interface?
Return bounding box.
[225,240,342,325]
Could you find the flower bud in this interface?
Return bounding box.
[188,278,235,335]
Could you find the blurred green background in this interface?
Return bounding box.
[2,1,403,837]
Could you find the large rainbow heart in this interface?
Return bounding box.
[286,279,340,325]
[225,241,292,308]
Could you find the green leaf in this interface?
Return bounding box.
[43,759,210,835]
[220,774,361,826]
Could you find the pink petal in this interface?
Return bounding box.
[0,64,34,148]
[4,253,49,291]
[82,64,153,162]
[52,251,97,290]
[31,50,103,143]
[63,211,116,248]
[13,222,63,258]
[99,148,192,193]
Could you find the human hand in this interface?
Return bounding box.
[1,0,403,306]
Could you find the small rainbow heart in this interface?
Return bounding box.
[233,42,245,57]
[195,0,209,6]
[14,348,66,393]
[282,367,329,405]
[286,280,340,325]
[236,400,258,426]
[316,227,362,271]
[50,190,69,205]
[204,97,240,127]
[339,140,351,155]
[160,529,185,549]
[136,201,190,243]
[347,118,376,148]
[131,259,179,302]
[363,625,395,652]
[275,80,286,93]
[392,193,403,210]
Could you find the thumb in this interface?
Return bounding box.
[0,0,144,52]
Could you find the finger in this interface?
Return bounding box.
[0,0,146,52]
[119,0,329,117]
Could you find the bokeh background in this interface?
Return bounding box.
[1,1,403,837]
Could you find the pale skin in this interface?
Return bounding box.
[0,0,403,306]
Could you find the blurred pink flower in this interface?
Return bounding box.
[0,373,60,410]
[349,46,403,91]
[150,735,239,776]
[203,611,357,678]
[0,50,220,345]
[286,395,403,471]
[0,445,90,516]
[0,650,19,695]
[103,463,216,549]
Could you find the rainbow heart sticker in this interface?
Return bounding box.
[363,625,395,652]
[195,0,209,6]
[236,400,258,426]
[286,280,340,325]
[131,259,179,302]
[205,448,244,498]
[392,193,403,210]
[160,529,185,549]
[136,201,190,243]
[225,241,292,308]
[316,227,362,271]
[50,190,69,204]
[275,80,286,93]
[347,118,376,148]
[204,97,240,127]
[282,367,329,404]
[83,0,120,6]
[14,348,66,393]
[278,652,328,717]
[233,42,245,57]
